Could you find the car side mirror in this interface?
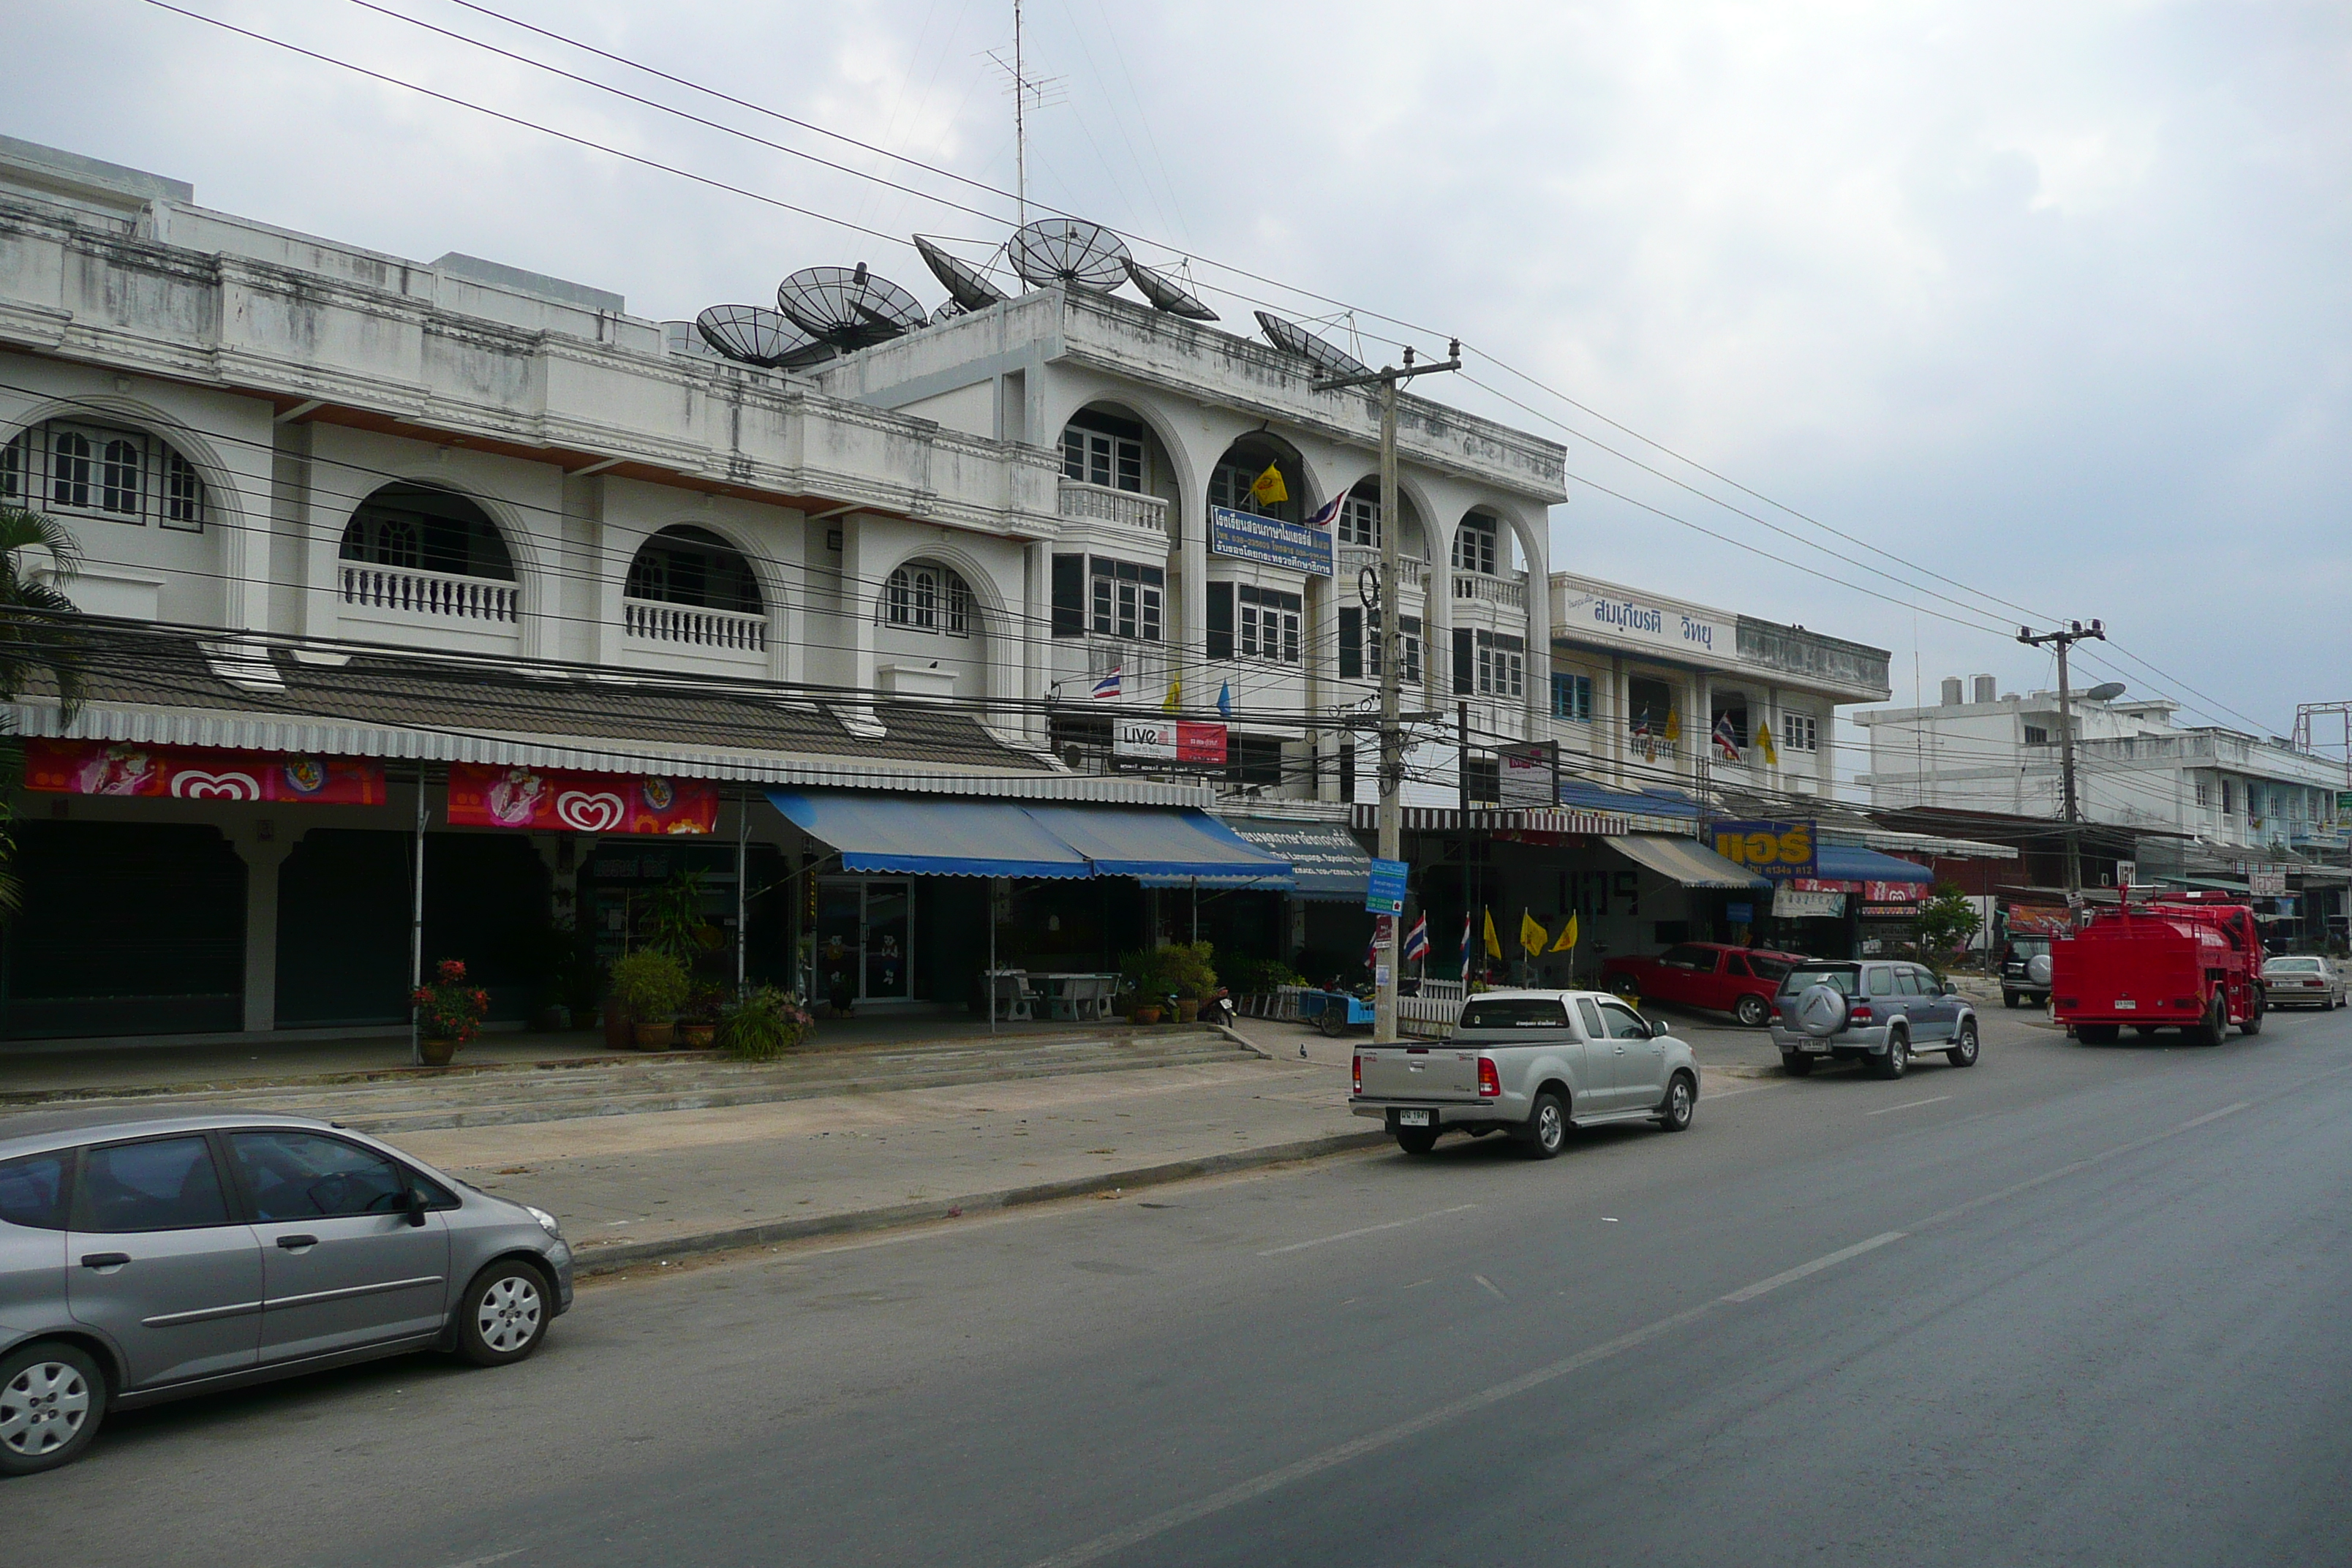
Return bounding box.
[1647,1018,1667,1037]
[402,1186,428,1228]
[1942,980,1959,996]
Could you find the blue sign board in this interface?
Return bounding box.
[1725,902,1754,924]
[1207,505,1335,578]
[1365,856,1409,916]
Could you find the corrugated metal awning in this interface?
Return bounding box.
[1603,834,1772,890]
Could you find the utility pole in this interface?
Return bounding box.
[1317,339,1461,1044]
[2018,619,2106,894]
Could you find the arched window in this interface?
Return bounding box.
[1454,513,1499,576]
[0,420,208,530]
[338,483,515,580]
[1060,408,1147,493]
[880,562,973,638]
[624,526,763,614]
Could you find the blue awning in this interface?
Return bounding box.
[1557,779,1700,821]
[764,790,1094,878]
[1815,843,1934,884]
[1024,804,1295,889]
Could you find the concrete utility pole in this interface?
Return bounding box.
[2018,619,2106,894]
[1317,340,1461,1044]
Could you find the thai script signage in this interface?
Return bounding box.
[1773,886,1846,919]
[1711,818,1818,880]
[1497,741,1558,807]
[1207,505,1334,577]
[447,763,717,835]
[1564,585,1733,659]
[1113,717,1229,766]
[26,739,385,804]
[1365,857,1409,916]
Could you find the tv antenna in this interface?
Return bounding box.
[693,304,831,369]
[1009,217,1131,291]
[774,263,929,351]
[986,2,1066,227]
[913,235,1009,313]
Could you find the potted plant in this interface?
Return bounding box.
[713,987,816,1061]
[411,959,490,1067]
[678,981,728,1049]
[1164,941,1218,1025]
[609,948,691,1050]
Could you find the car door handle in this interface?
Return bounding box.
[276,1235,320,1251]
[80,1252,130,1270]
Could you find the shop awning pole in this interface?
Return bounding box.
[735,787,749,1000]
[988,879,998,1037]
[409,761,426,1066]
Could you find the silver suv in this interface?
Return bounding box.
[0,1109,573,1476]
[1768,960,1980,1079]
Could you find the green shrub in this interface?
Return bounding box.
[1120,941,1218,1000]
[715,987,815,1061]
[1218,951,1305,995]
[608,948,691,1021]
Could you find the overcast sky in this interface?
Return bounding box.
[14,0,2351,750]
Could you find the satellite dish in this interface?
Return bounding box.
[775,264,928,350]
[1254,312,1370,380]
[2085,682,2127,702]
[930,299,968,325]
[913,235,1007,313]
[1009,218,1131,291]
[1123,259,1218,321]
[693,305,830,369]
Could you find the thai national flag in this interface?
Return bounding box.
[1305,490,1347,529]
[1402,913,1430,962]
[1713,712,1743,762]
[1090,667,1123,700]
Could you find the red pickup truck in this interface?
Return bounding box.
[1601,941,1809,1028]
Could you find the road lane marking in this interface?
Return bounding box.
[1720,1232,1907,1303]
[1256,1204,1479,1256]
[2178,1101,2252,1129]
[1869,1096,1951,1116]
[1474,1274,1507,1301]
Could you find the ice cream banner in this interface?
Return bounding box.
[445,763,717,835]
[25,739,388,804]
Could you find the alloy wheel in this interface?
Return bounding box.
[1537,1100,1564,1152]
[1,1360,91,1459]
[476,1275,544,1354]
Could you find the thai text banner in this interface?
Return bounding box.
[1207,505,1335,577]
[1710,819,1818,879]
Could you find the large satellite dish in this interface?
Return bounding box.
[693,304,830,369]
[1255,312,1371,380]
[775,264,928,350]
[2085,681,2127,702]
[1009,217,1131,291]
[913,235,1007,313]
[1125,259,1218,321]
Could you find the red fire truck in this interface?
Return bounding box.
[2049,890,2265,1045]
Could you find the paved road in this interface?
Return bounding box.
[17,1007,2352,1567]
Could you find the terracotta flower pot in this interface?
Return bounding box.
[633,1020,676,1051]
[418,1037,459,1067]
[1131,1006,1163,1025]
[678,1022,716,1049]
[1176,999,1201,1023]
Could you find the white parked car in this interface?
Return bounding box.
[2260,954,2346,1009]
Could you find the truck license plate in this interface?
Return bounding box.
[1398,1109,1431,1127]
[2114,999,2137,1010]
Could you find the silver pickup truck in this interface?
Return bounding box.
[1349,989,1700,1157]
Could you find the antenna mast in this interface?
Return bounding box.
[1014,0,1026,227]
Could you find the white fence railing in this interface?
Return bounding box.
[340,563,518,624]
[623,598,769,653]
[1338,546,1428,592]
[1453,572,1528,610]
[1058,479,1169,536]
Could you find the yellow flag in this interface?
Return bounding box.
[1482,908,1501,958]
[1550,912,1580,953]
[1663,706,1682,744]
[1250,462,1289,506]
[1519,909,1548,957]
[1163,674,1182,712]
[1754,720,1779,767]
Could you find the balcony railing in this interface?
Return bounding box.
[340,563,518,624]
[1338,546,1428,591]
[1453,571,1528,611]
[624,598,769,653]
[1058,479,1169,536]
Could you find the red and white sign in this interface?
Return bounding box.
[1789,875,1926,904]
[25,739,386,804]
[446,764,717,836]
[1112,717,1228,766]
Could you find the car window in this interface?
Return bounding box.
[75,1136,233,1232]
[1574,998,1607,1037]
[1864,968,1895,997]
[229,1131,412,1221]
[1657,946,1713,970]
[1894,969,1926,997]
[1783,966,1857,995]
[1750,957,1793,982]
[2269,957,2323,972]
[1724,953,1752,978]
[1597,1001,1650,1039]
[0,1150,72,1231]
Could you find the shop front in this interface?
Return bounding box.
[1765,845,1935,959]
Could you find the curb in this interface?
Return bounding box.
[569,1128,1391,1276]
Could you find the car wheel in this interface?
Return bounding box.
[1946,1019,1980,1068]
[455,1260,553,1368]
[1734,995,1770,1028]
[1782,1052,1815,1077]
[1521,1091,1568,1159]
[1395,1126,1439,1156]
[2193,998,2226,1047]
[0,1341,106,1477]
[2002,990,2019,1009]
[1657,1072,1696,1131]
[1874,1031,1909,1079]
[2240,996,2264,1037]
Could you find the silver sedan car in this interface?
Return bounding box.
[2260,954,2348,1009]
[0,1109,573,1476]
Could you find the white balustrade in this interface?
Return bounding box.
[1058,478,1169,535]
[1452,571,1528,610]
[623,598,769,653]
[340,563,518,623]
[1338,546,1428,591]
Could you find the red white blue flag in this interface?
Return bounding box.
[1090,667,1123,700]
[1713,713,1743,762]
[1402,913,1430,962]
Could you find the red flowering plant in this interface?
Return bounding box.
[412,959,492,1044]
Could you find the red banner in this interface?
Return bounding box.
[446,763,717,836]
[25,739,386,804]
[1789,875,1927,903]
